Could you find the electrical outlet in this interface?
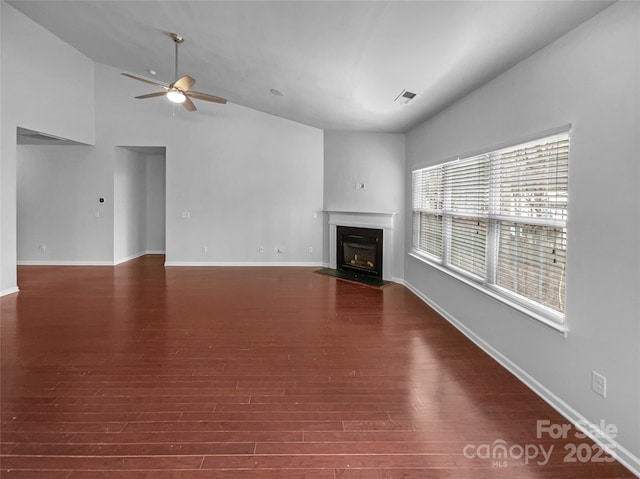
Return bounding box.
[591,371,607,398]
[38,244,47,253]
[308,246,313,254]
[181,211,190,219]
[202,246,208,254]
[259,247,264,253]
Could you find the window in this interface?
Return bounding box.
[412,132,569,324]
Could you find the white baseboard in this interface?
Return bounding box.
[165,261,324,267]
[0,286,19,297]
[17,260,113,266]
[404,280,640,478]
[18,251,166,267]
[114,251,148,265]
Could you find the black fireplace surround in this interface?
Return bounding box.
[337,226,383,279]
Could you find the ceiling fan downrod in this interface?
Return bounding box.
[171,33,184,82]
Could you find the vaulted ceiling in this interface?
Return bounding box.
[8,0,613,133]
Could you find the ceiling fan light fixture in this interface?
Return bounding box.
[167,89,186,103]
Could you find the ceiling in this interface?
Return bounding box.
[9,0,613,133]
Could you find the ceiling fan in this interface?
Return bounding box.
[121,33,227,112]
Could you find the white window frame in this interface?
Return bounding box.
[411,130,570,333]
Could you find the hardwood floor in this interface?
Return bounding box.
[0,255,634,478]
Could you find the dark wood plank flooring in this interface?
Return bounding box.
[0,255,634,478]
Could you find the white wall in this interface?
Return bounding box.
[95,63,324,266]
[1,2,96,289]
[114,147,147,262]
[145,153,166,253]
[16,145,113,263]
[17,145,165,265]
[2,2,323,282]
[323,131,405,279]
[405,2,639,471]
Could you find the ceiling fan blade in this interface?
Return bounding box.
[121,73,169,90]
[171,75,196,92]
[135,92,167,100]
[182,96,197,112]
[186,90,227,104]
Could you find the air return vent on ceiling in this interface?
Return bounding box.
[394,89,417,104]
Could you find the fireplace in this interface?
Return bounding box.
[327,211,395,282]
[337,226,383,279]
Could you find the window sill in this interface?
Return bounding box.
[408,251,568,337]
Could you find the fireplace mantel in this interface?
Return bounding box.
[326,210,395,230]
[326,211,396,281]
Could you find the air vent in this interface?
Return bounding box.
[394,89,417,105]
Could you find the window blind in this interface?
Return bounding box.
[490,135,569,313]
[491,137,569,224]
[445,157,489,278]
[412,167,444,258]
[412,132,570,321]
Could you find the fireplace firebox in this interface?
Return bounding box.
[337,226,383,279]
